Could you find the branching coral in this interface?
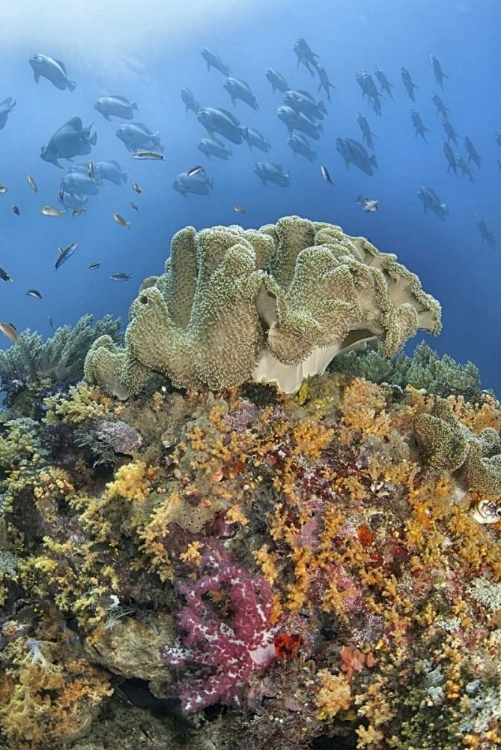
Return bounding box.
[84,216,441,397]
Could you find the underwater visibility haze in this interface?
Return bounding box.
[1,1,501,749]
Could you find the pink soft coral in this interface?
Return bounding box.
[161,545,277,713]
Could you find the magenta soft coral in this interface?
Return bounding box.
[161,546,277,713]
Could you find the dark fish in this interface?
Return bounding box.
[12,206,20,215]
[55,241,78,270]
[26,289,42,299]
[0,186,7,193]
[130,201,139,210]
[72,206,85,217]
[89,261,100,270]
[88,160,95,181]
[0,322,18,342]
[88,541,112,553]
[233,204,246,213]
[132,182,143,193]
[0,267,13,282]
[110,272,132,281]
[187,165,205,177]
[320,165,334,186]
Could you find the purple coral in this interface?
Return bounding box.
[161,546,277,713]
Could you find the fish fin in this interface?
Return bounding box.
[370,155,378,168]
[318,100,328,114]
[272,86,276,94]
[33,71,40,83]
[89,132,97,146]
[231,96,237,107]
[121,173,127,182]
[206,61,211,71]
[317,122,323,133]
[67,80,76,92]
[208,176,214,189]
[65,116,83,130]
[55,59,67,73]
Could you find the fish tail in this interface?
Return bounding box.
[132,102,139,111]
[122,173,127,183]
[68,80,77,92]
[89,131,97,146]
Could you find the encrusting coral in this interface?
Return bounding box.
[84,216,441,397]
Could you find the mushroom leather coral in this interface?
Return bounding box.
[84,216,441,397]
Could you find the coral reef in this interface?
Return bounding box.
[0,368,500,749]
[332,340,482,400]
[0,315,122,418]
[84,216,441,397]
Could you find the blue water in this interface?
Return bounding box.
[0,0,500,391]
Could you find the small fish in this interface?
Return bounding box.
[110,272,132,281]
[358,196,379,212]
[88,160,95,181]
[88,541,112,553]
[12,205,20,215]
[26,289,42,299]
[132,151,164,160]
[55,241,78,270]
[48,315,54,329]
[0,186,7,194]
[130,201,139,210]
[0,322,18,343]
[41,205,66,217]
[27,175,38,193]
[471,499,501,524]
[320,165,334,186]
[131,182,143,193]
[233,204,246,213]
[72,206,85,217]
[58,187,65,204]
[89,262,100,270]
[187,165,205,177]
[0,267,13,282]
[113,213,130,228]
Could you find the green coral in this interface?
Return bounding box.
[84,216,441,398]
[414,397,501,493]
[0,314,122,383]
[331,340,482,400]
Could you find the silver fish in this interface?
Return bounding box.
[0,186,7,194]
[320,165,334,186]
[358,196,379,212]
[113,213,130,228]
[187,165,205,177]
[0,322,18,342]
[89,261,101,270]
[48,315,54,329]
[27,175,38,193]
[130,202,139,210]
[72,206,85,217]
[26,289,42,299]
[132,182,143,193]
[233,204,246,213]
[88,160,95,181]
[131,151,164,160]
[55,241,78,269]
[41,205,66,217]
[110,272,132,281]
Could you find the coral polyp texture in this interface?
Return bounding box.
[1,367,501,750]
[84,216,441,397]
